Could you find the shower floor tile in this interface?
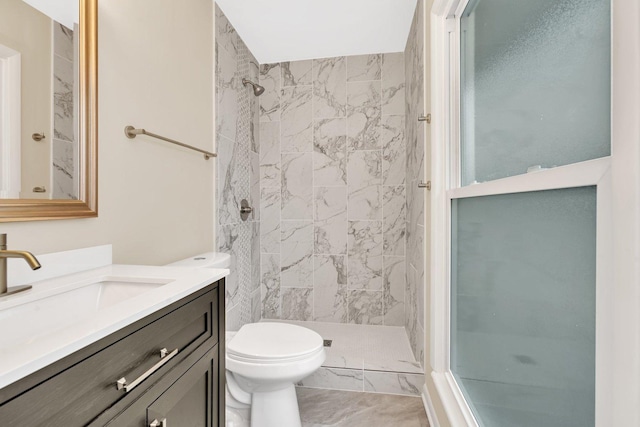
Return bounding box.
[266,320,422,372]
[262,320,424,396]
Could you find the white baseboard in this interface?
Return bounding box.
[422,383,440,427]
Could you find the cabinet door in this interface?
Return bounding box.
[147,347,218,427]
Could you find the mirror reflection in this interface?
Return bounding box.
[0,0,80,200]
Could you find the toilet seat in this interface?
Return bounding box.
[227,323,323,363]
[228,349,324,365]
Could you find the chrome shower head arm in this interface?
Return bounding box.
[242,78,265,97]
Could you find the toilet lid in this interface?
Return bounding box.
[227,323,323,361]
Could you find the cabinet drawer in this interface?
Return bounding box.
[0,286,218,427]
[102,344,219,427]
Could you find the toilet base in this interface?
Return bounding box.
[250,384,301,427]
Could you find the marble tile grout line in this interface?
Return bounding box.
[278,62,283,319]
[380,54,386,327]
[311,59,315,323]
[344,56,350,325]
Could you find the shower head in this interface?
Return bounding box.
[242,78,265,97]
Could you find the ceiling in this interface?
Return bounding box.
[216,0,418,64]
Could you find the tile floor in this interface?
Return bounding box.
[298,388,430,427]
[265,320,425,396]
[226,388,430,427]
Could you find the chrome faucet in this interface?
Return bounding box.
[0,234,41,298]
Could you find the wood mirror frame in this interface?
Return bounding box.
[0,0,98,222]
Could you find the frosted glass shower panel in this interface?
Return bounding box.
[451,187,596,427]
[460,0,611,185]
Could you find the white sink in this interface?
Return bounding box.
[74,278,171,310]
[0,276,171,350]
[0,264,230,390]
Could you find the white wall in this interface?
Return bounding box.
[420,0,450,424]
[0,0,215,266]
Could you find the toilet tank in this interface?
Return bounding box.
[166,252,231,269]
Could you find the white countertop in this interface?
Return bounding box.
[0,264,228,390]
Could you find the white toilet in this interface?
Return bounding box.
[168,253,326,427]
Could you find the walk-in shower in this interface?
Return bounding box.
[215,0,427,399]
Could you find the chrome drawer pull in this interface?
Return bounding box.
[150,419,167,427]
[116,348,178,393]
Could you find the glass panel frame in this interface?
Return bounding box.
[459,0,611,187]
[450,187,598,427]
[427,0,615,425]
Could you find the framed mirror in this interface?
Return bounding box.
[0,0,97,222]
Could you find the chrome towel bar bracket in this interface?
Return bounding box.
[125,126,217,160]
[418,114,431,123]
[418,181,432,191]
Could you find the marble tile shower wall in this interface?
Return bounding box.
[215,5,261,330]
[259,54,407,326]
[405,0,426,366]
[52,22,78,200]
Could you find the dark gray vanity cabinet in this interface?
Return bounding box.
[0,279,226,427]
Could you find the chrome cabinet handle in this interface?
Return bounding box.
[116,348,178,393]
[150,419,167,427]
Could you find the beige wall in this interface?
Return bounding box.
[0,0,52,199]
[0,0,214,265]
